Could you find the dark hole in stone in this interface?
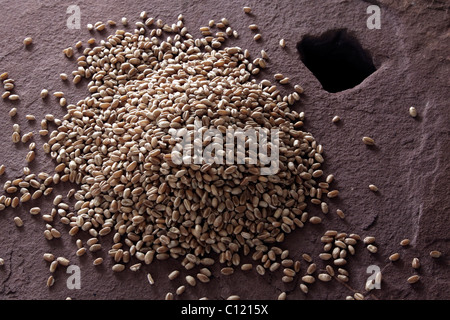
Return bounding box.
[297,29,376,93]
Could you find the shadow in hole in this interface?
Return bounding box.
[297,29,376,93]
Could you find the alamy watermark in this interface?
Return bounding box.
[67,5,81,29]
[170,119,280,175]
[366,5,381,30]
[66,265,81,289]
[366,265,382,290]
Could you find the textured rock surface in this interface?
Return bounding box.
[0,0,448,300]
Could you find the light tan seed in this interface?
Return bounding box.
[354,292,365,300]
[112,264,125,272]
[43,253,55,262]
[93,257,103,266]
[400,239,410,246]
[278,292,286,300]
[362,136,375,145]
[306,263,316,274]
[241,263,253,271]
[168,270,180,280]
[301,275,315,284]
[409,107,417,117]
[279,77,290,85]
[336,209,345,219]
[367,244,378,254]
[23,37,33,45]
[407,275,420,284]
[253,33,261,41]
[327,190,339,198]
[49,260,58,272]
[221,267,234,275]
[196,273,210,283]
[50,228,61,238]
[369,184,379,192]
[14,216,23,227]
[243,6,251,13]
[334,258,347,266]
[44,229,53,240]
[299,283,308,294]
[47,275,55,287]
[176,285,185,295]
[279,39,286,48]
[412,258,420,269]
[165,292,173,300]
[147,273,155,285]
[364,236,376,244]
[322,265,333,277]
[389,253,400,261]
[337,274,349,282]
[57,257,69,266]
[12,132,20,143]
[269,262,280,272]
[26,151,35,163]
[69,226,79,236]
[295,260,301,273]
[318,273,332,282]
[89,244,102,252]
[430,250,442,258]
[320,202,329,214]
[76,248,86,256]
[283,268,296,277]
[186,275,196,287]
[319,253,332,260]
[199,268,211,277]
[63,47,73,58]
[309,216,322,224]
[302,253,312,263]
[332,115,340,123]
[40,89,48,98]
[256,264,265,276]
[9,108,17,117]
[294,85,304,94]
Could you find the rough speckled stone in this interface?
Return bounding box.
[0,0,448,300]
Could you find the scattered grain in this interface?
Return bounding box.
[332,115,340,123]
[47,275,55,287]
[23,37,33,46]
[389,253,400,262]
[412,258,420,269]
[14,216,23,227]
[430,250,441,258]
[362,136,375,146]
[400,239,410,246]
[407,275,420,284]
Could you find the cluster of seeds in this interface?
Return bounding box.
[1,72,20,101]
[297,230,363,294]
[0,6,444,300]
[36,12,340,288]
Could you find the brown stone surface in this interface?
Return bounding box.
[0,0,448,300]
